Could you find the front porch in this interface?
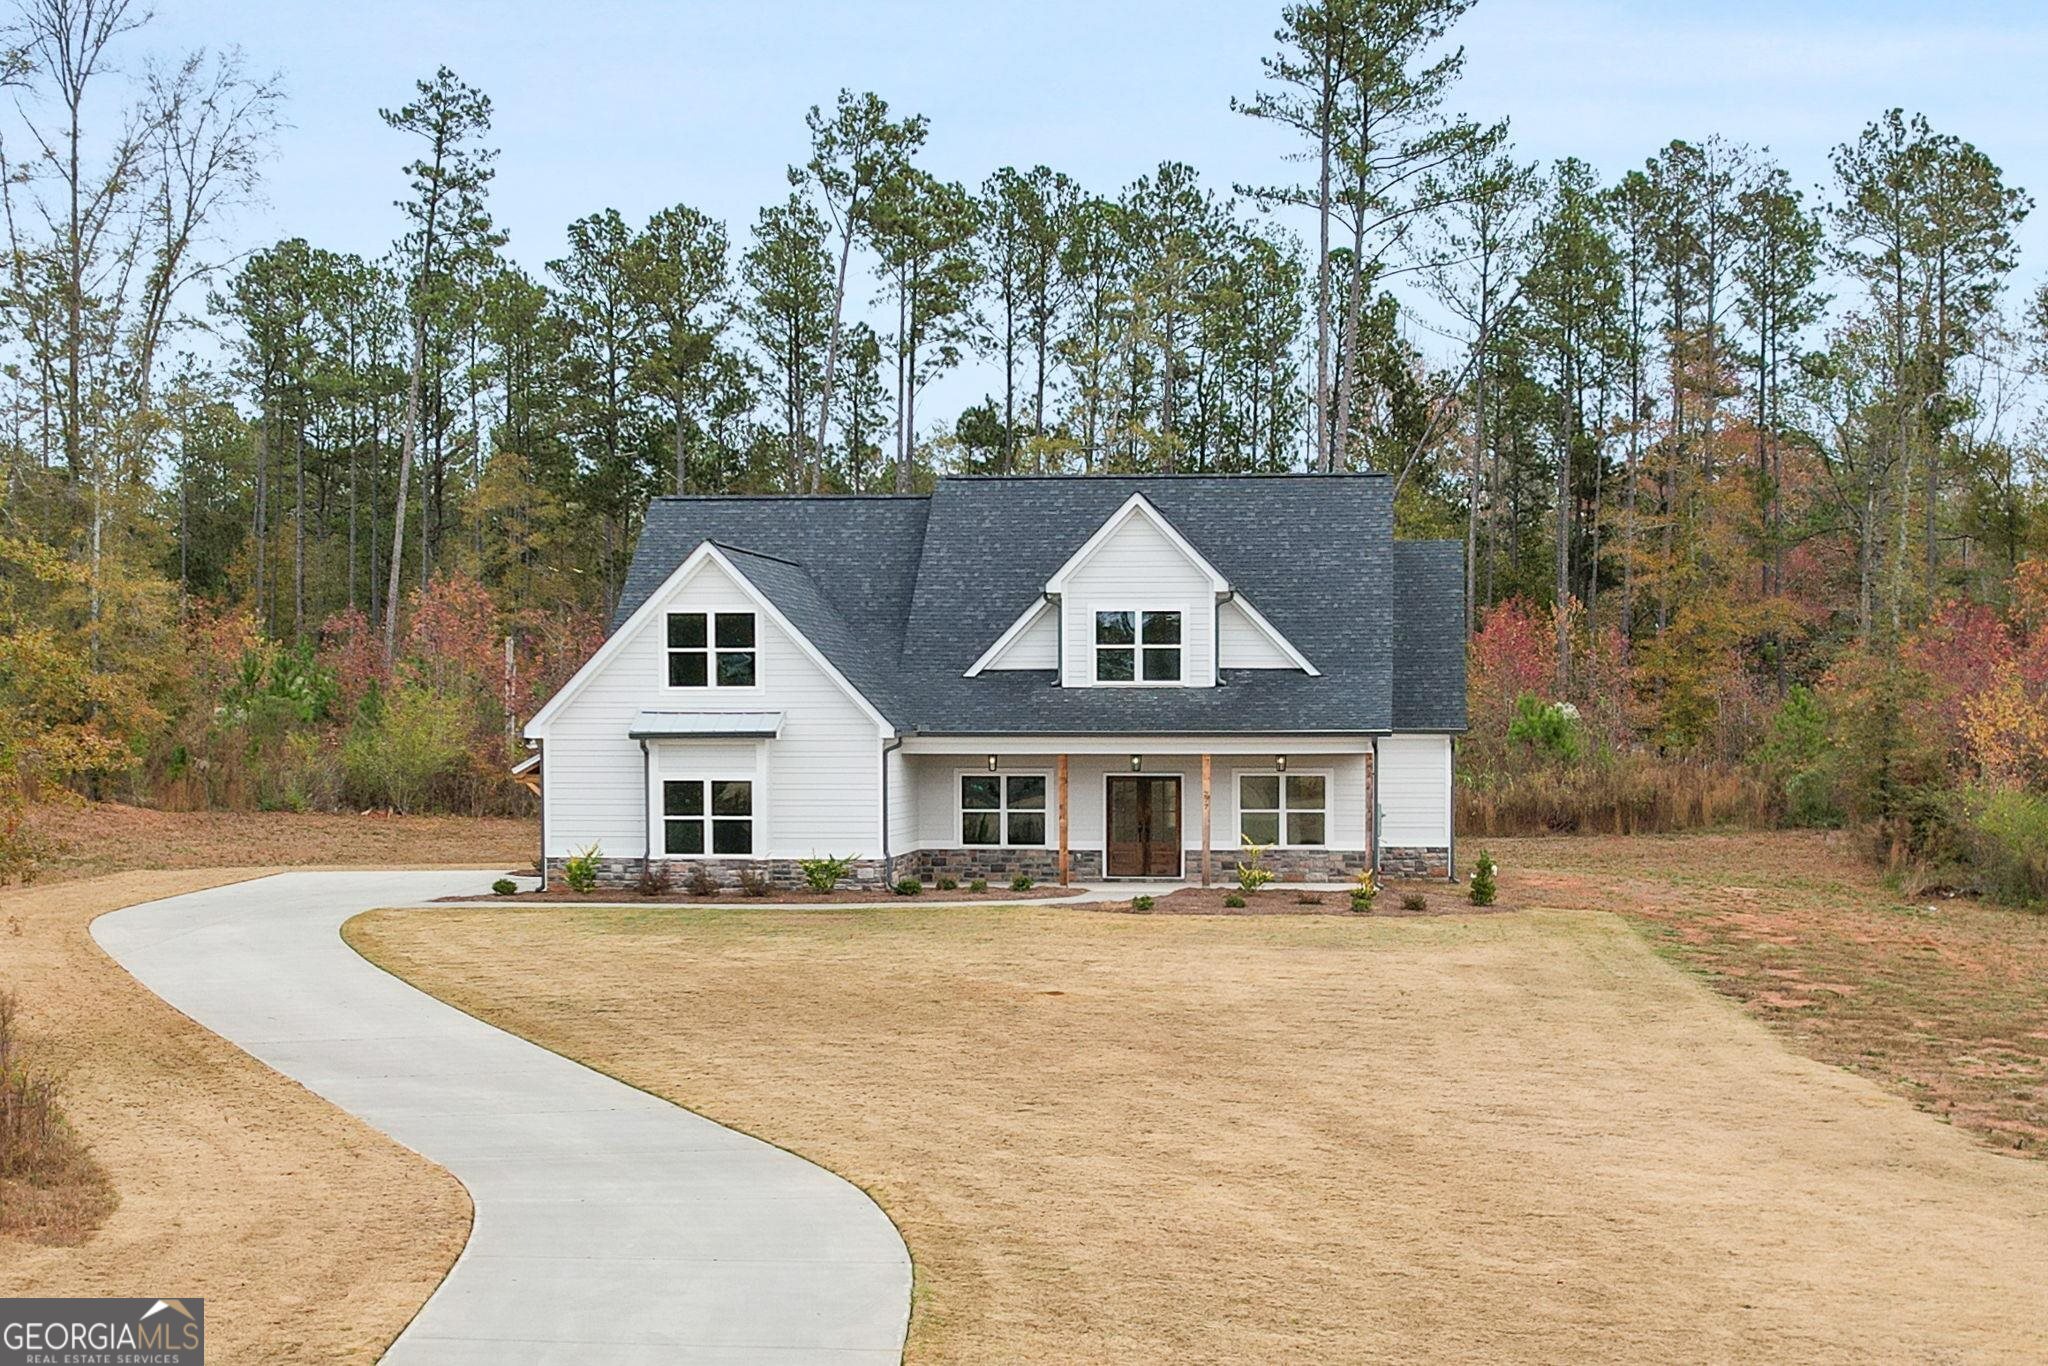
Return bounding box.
[893,738,1378,887]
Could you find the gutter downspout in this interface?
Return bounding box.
[640,739,652,875]
[536,739,546,887]
[880,733,906,883]
[1446,735,1458,884]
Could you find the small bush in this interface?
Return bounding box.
[561,844,601,894]
[1349,887,1375,913]
[969,878,989,892]
[634,861,675,897]
[1401,891,1428,911]
[1131,894,1156,911]
[1222,892,1246,908]
[491,877,516,896]
[798,854,855,893]
[936,876,959,891]
[738,867,772,897]
[894,878,924,896]
[685,863,719,897]
[1235,840,1275,893]
[1507,692,1581,762]
[1469,850,1498,906]
[1010,873,1035,892]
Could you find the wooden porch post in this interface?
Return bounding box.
[1057,754,1070,885]
[1200,753,1213,887]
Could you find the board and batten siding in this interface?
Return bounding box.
[542,557,883,861]
[1058,514,1217,686]
[1375,734,1452,848]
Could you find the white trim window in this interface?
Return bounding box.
[663,778,754,855]
[1094,609,1182,683]
[960,773,1049,846]
[1238,772,1327,847]
[666,611,757,688]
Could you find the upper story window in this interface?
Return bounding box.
[1095,610,1181,684]
[667,611,756,688]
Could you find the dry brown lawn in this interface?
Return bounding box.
[0,870,471,1364]
[350,892,2048,1364]
[21,802,535,884]
[1490,830,2048,1155]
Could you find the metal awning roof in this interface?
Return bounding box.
[629,709,785,740]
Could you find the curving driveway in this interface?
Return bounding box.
[92,870,912,1365]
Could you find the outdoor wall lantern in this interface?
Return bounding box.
[1275,755,1288,772]
[1129,754,1143,772]
[987,754,999,772]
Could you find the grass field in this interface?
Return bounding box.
[21,802,536,883]
[1491,831,2048,1156]
[349,843,2048,1364]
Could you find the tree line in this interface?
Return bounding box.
[2,0,2046,898]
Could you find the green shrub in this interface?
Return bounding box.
[340,683,467,814]
[969,878,988,892]
[936,876,959,891]
[1010,873,1034,892]
[798,854,855,893]
[1222,892,1246,908]
[1963,789,2048,906]
[1131,894,1155,911]
[1507,692,1581,763]
[1235,840,1275,893]
[1349,887,1374,913]
[491,877,516,896]
[1763,686,1841,827]
[1469,850,1498,906]
[561,844,601,894]
[893,878,924,896]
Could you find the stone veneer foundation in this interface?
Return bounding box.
[1377,845,1452,879]
[548,842,1451,890]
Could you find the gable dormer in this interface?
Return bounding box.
[965,493,1316,687]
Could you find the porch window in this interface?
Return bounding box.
[960,773,1048,846]
[664,778,753,854]
[1238,772,1326,847]
[666,611,757,688]
[1095,610,1181,683]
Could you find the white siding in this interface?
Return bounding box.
[885,744,916,857]
[981,600,1059,669]
[1058,513,1216,686]
[1377,734,1452,848]
[1217,599,1297,669]
[543,557,882,860]
[905,750,1370,853]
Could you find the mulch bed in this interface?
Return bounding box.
[455,883,1086,905]
[1079,882,1515,917]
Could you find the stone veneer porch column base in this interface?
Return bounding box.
[545,856,890,892]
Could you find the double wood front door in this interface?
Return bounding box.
[1106,775,1182,878]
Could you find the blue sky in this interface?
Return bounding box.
[151,0,2048,392]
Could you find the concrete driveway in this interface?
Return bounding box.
[92,870,912,1365]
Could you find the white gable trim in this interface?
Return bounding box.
[1225,592,1321,676]
[524,542,892,739]
[963,595,1055,677]
[1045,493,1229,595]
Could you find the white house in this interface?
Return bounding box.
[523,474,1465,887]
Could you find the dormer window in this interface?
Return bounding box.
[667,611,757,688]
[1095,610,1182,684]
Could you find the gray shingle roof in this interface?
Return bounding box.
[611,475,1465,735]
